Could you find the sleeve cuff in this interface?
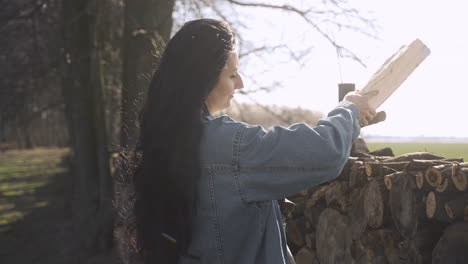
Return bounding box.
[338,100,361,121]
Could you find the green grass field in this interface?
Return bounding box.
[367,142,468,160]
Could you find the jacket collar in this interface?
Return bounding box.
[201,104,215,121]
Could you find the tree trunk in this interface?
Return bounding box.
[121,0,175,149]
[61,0,114,261]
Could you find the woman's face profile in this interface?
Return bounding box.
[205,51,244,113]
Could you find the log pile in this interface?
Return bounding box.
[282,149,468,264]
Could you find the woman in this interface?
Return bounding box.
[116,18,376,264]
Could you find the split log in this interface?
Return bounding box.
[384,152,444,162]
[443,193,468,221]
[389,172,423,239]
[432,222,468,264]
[360,38,430,110]
[316,208,353,264]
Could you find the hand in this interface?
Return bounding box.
[343,90,378,127]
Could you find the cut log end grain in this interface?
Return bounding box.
[426,192,436,219]
[425,167,443,187]
[415,171,424,189]
[443,194,468,221]
[384,171,403,190]
[435,178,448,193]
[452,167,467,191]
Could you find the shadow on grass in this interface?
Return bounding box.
[0,147,76,263]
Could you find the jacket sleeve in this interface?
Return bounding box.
[235,101,361,202]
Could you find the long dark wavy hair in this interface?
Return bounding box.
[114,19,236,264]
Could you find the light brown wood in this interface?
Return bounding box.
[361,38,430,110]
[452,165,467,191]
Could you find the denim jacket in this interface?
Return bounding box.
[179,101,361,264]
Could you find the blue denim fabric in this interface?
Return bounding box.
[179,101,360,264]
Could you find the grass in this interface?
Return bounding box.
[367,142,468,160]
[0,147,68,231]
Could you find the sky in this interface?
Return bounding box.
[230,0,468,139]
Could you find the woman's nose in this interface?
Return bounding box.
[236,74,244,90]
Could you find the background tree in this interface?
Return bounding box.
[61,0,115,260]
[121,0,176,149]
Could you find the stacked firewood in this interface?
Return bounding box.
[282,148,468,264]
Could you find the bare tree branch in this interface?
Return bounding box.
[225,0,373,67]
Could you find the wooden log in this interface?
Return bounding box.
[316,208,353,264]
[360,38,430,110]
[389,172,422,239]
[384,171,404,190]
[325,181,350,212]
[432,222,468,264]
[349,161,368,188]
[398,239,422,264]
[303,202,325,229]
[425,191,455,223]
[363,229,401,264]
[424,164,451,187]
[349,187,369,240]
[444,193,468,221]
[304,232,316,249]
[412,171,430,191]
[412,221,446,264]
[294,247,319,264]
[384,152,444,162]
[363,179,384,229]
[286,217,306,247]
[364,161,403,178]
[405,159,456,172]
[366,147,395,157]
[452,164,467,191]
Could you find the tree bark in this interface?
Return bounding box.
[61,0,114,260]
[316,208,353,264]
[432,222,468,264]
[389,172,422,239]
[121,0,175,149]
